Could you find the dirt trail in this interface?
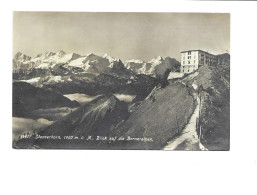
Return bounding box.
[163,96,200,150]
[164,72,208,150]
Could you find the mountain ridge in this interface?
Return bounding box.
[13,51,180,78]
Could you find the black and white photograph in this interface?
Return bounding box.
[1,1,257,194]
[12,12,230,150]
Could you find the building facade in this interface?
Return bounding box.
[180,50,216,73]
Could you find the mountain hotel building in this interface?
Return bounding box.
[180,50,216,73]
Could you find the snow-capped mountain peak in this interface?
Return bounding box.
[149,56,163,64]
[35,51,56,59]
[14,52,31,62]
[86,53,95,57]
[103,53,109,58]
[57,50,66,57]
[124,56,169,77]
[126,59,145,64]
[103,53,119,63]
[124,59,145,70]
[45,51,55,56]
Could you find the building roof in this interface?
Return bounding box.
[181,49,215,56]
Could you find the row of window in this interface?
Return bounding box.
[183,55,213,61]
[182,52,215,58]
[182,65,195,68]
[183,60,196,64]
[183,60,217,65]
[182,69,191,73]
[183,56,197,60]
[181,65,196,73]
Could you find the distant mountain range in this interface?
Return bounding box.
[13,51,180,78]
[13,51,180,98]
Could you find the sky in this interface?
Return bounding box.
[13,12,230,61]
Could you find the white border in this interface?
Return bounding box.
[1,1,257,194]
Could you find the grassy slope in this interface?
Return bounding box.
[100,82,195,150]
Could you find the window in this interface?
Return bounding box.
[188,56,191,59]
[188,51,191,55]
[188,69,190,72]
[183,57,185,60]
[188,61,190,64]
[183,61,185,64]
[194,60,195,63]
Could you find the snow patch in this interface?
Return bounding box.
[68,57,87,67]
[168,72,184,80]
[103,53,119,63]
[148,56,163,65]
[36,63,51,69]
[47,76,64,83]
[192,83,198,90]
[31,51,80,66]
[21,77,41,84]
[125,59,144,64]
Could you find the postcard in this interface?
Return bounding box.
[13,12,230,150]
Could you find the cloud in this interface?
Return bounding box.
[13,117,53,140]
[64,93,100,105]
[114,94,136,102]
